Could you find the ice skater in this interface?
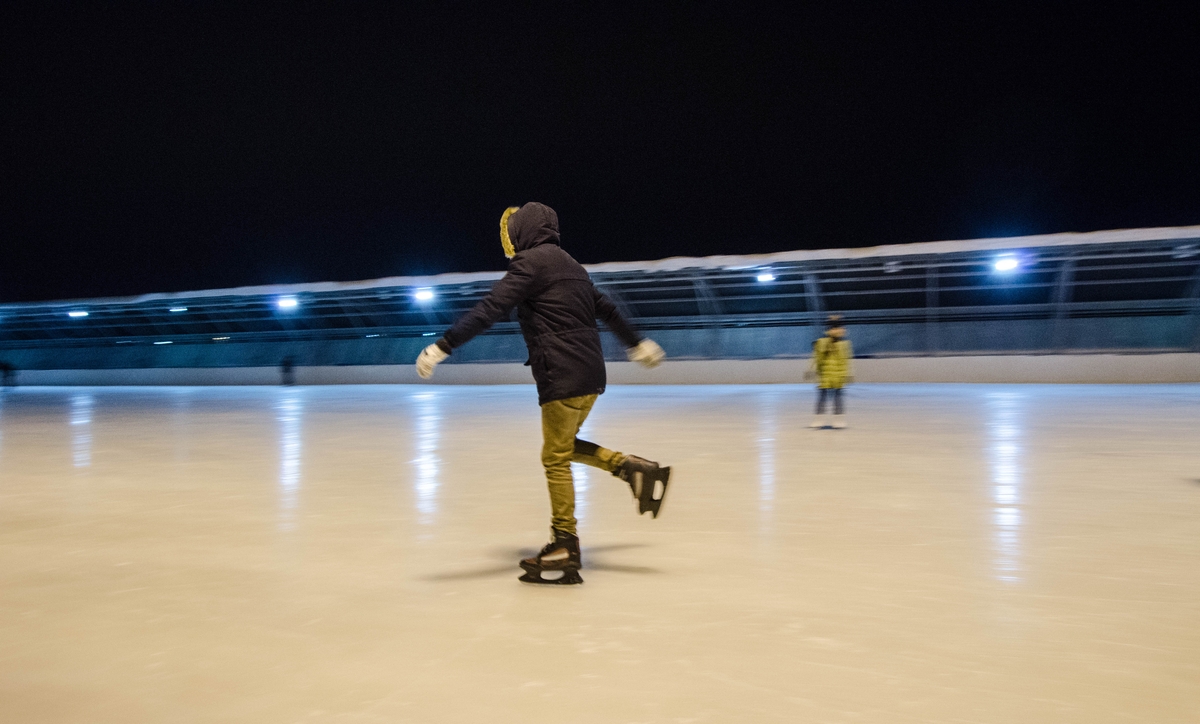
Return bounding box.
[415,202,671,585]
[808,315,854,429]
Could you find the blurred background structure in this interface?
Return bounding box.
[3,226,1199,385]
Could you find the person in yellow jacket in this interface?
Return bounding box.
[808,316,854,429]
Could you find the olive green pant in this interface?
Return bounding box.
[541,394,626,535]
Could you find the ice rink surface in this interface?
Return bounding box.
[0,383,1198,724]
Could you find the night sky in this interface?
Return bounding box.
[3,3,1199,303]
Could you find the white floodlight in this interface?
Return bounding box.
[756,272,775,283]
[169,306,188,313]
[68,310,89,318]
[153,341,173,345]
[276,296,299,310]
[414,288,435,302]
[993,256,1019,272]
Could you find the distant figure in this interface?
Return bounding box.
[280,356,295,386]
[0,361,14,388]
[808,316,854,429]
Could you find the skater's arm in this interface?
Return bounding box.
[440,257,536,351]
[593,287,642,348]
[596,286,665,368]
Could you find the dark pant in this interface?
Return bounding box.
[815,387,844,415]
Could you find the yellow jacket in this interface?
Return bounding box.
[809,336,853,389]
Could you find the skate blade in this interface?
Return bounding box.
[639,466,671,518]
[519,569,583,585]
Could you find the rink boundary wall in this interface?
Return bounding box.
[8,353,1199,385]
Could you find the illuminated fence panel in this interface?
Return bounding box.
[1,229,1199,370]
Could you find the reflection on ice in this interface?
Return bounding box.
[70,393,94,468]
[275,389,303,526]
[993,507,1022,582]
[757,392,777,525]
[985,391,1025,583]
[411,391,441,524]
[571,462,591,520]
[171,388,194,463]
[566,403,614,521]
[572,415,593,521]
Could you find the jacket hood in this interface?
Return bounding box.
[505,202,560,254]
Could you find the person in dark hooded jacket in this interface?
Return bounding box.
[416,202,671,585]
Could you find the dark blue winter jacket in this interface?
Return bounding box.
[438,203,642,405]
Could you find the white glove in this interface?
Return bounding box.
[626,338,665,368]
[416,343,449,379]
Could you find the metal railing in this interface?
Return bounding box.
[2,238,1198,355]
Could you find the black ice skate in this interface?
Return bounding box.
[614,455,671,518]
[519,529,584,585]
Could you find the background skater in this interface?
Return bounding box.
[808,315,854,429]
[415,202,671,585]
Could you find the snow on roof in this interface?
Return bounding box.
[9,224,1200,309]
